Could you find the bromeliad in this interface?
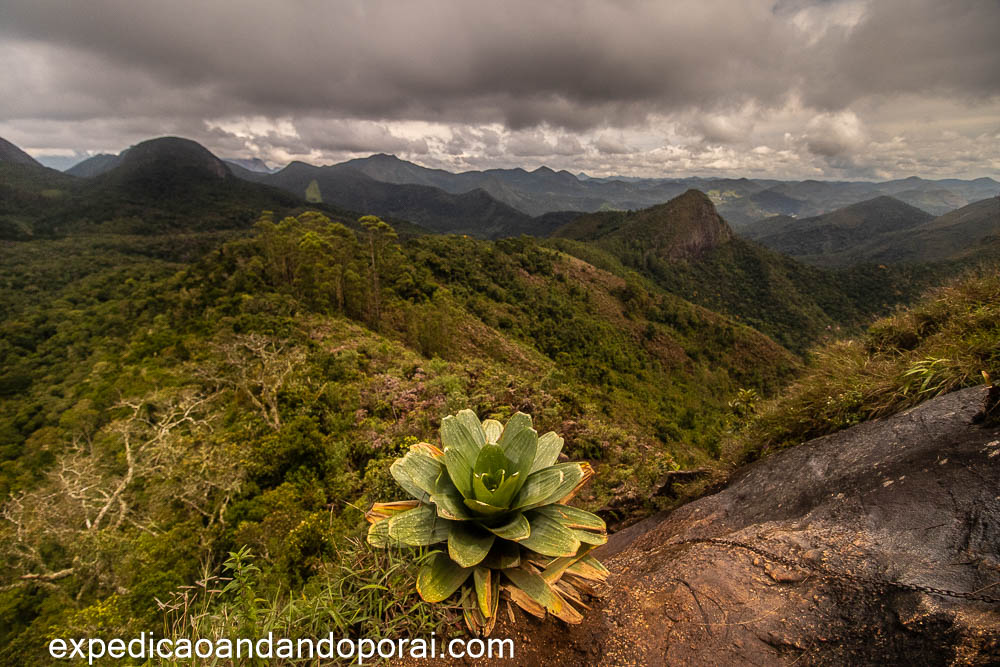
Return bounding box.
[366,410,609,636]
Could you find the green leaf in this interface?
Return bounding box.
[502,426,538,487]
[441,415,482,497]
[513,467,564,509]
[497,412,532,450]
[472,472,495,506]
[481,539,521,569]
[448,523,496,568]
[474,443,509,478]
[533,462,589,508]
[532,504,606,532]
[366,517,392,548]
[390,452,444,500]
[502,567,563,614]
[485,512,530,541]
[530,432,564,473]
[471,443,512,505]
[388,461,428,500]
[430,477,474,520]
[572,529,607,546]
[519,513,581,557]
[387,505,451,546]
[455,409,487,447]
[463,497,509,516]
[482,419,503,444]
[443,447,474,499]
[416,552,472,603]
[472,567,500,618]
[483,472,522,510]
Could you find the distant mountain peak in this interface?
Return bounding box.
[66,153,120,177]
[646,189,734,258]
[0,137,42,167]
[224,157,275,174]
[115,137,230,180]
[555,188,733,260]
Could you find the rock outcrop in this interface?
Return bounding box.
[490,386,1000,665]
[553,189,734,260]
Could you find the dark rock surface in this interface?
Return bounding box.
[488,387,1000,665]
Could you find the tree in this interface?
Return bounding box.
[202,333,304,431]
[0,389,238,598]
[359,215,398,328]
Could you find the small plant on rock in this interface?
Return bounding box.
[366,409,609,635]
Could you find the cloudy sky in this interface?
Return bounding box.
[1,0,997,179]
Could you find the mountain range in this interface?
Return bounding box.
[4,129,1000,665]
[5,135,996,275]
[742,194,1000,267]
[1,137,360,240]
[62,142,999,237]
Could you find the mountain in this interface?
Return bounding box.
[335,154,695,215]
[554,189,733,260]
[65,153,121,177]
[549,190,938,352]
[328,153,998,223]
[235,160,566,238]
[0,137,41,167]
[888,187,967,216]
[224,157,276,174]
[69,147,277,180]
[857,196,1000,265]
[745,195,1000,267]
[97,136,230,188]
[743,196,934,264]
[719,188,807,224]
[880,175,999,206]
[49,143,999,230]
[0,137,82,239]
[61,137,231,185]
[1,137,360,239]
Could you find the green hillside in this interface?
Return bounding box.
[2,134,997,663]
[0,204,801,661]
[551,190,940,352]
[0,139,406,243]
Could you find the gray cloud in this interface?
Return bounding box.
[0,0,997,178]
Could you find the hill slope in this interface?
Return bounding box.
[65,153,121,177]
[745,196,935,265]
[864,196,1000,264]
[764,196,1000,267]
[0,206,806,661]
[554,189,732,259]
[240,160,567,238]
[0,137,41,167]
[1,137,362,238]
[549,190,931,352]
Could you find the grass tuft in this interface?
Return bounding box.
[729,269,1000,463]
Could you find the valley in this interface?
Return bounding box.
[1,135,998,664]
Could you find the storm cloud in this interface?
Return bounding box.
[0,0,997,178]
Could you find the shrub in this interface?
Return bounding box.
[730,269,1000,462]
[366,410,608,636]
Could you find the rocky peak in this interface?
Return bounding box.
[639,189,734,259]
